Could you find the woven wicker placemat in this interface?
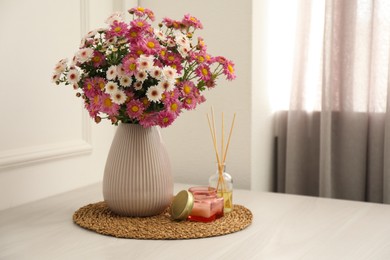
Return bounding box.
[73,201,252,240]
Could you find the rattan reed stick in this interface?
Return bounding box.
[223,113,236,164]
[207,108,236,193]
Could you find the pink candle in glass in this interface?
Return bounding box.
[187,186,224,222]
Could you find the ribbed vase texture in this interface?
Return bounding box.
[103,123,173,217]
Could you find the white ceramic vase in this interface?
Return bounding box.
[103,123,173,217]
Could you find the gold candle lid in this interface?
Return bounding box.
[171,190,194,220]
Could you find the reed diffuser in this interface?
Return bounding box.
[207,107,236,213]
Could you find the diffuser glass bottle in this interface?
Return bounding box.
[209,163,233,213]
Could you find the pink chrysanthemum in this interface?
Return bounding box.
[122,55,138,76]
[143,37,161,55]
[162,17,174,27]
[91,51,105,68]
[139,113,157,128]
[195,64,212,81]
[108,21,128,37]
[130,19,150,31]
[127,27,142,42]
[197,37,207,51]
[205,78,216,89]
[182,95,198,110]
[181,14,203,29]
[192,52,212,64]
[162,18,182,30]
[84,98,99,118]
[144,9,155,21]
[129,7,145,16]
[129,7,155,21]
[164,98,182,116]
[215,56,227,64]
[89,92,102,113]
[179,81,195,96]
[157,111,176,128]
[126,99,145,119]
[130,43,147,57]
[164,51,181,64]
[93,77,107,91]
[99,93,120,116]
[83,78,97,98]
[222,59,236,81]
[163,51,184,73]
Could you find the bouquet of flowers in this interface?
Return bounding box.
[52,7,236,128]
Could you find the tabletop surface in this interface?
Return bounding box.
[1,183,390,260]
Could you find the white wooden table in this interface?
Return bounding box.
[1,183,390,260]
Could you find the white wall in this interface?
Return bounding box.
[251,0,273,191]
[0,0,137,211]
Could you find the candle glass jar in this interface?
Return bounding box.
[209,163,233,213]
[187,186,224,222]
[171,187,224,222]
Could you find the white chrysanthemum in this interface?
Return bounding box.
[106,65,117,80]
[146,85,163,103]
[54,61,67,74]
[67,69,80,84]
[105,11,124,25]
[174,31,189,46]
[178,45,191,58]
[133,81,143,90]
[86,29,98,38]
[79,38,87,48]
[70,56,77,67]
[135,70,148,82]
[76,48,93,63]
[162,66,177,81]
[105,81,119,94]
[111,89,127,105]
[137,55,154,71]
[154,29,167,42]
[58,58,68,65]
[158,79,175,92]
[51,72,60,83]
[119,75,132,87]
[167,38,176,47]
[116,64,126,78]
[149,66,163,80]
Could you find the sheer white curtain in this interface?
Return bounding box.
[273,0,390,202]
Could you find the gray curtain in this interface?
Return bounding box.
[274,0,390,203]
